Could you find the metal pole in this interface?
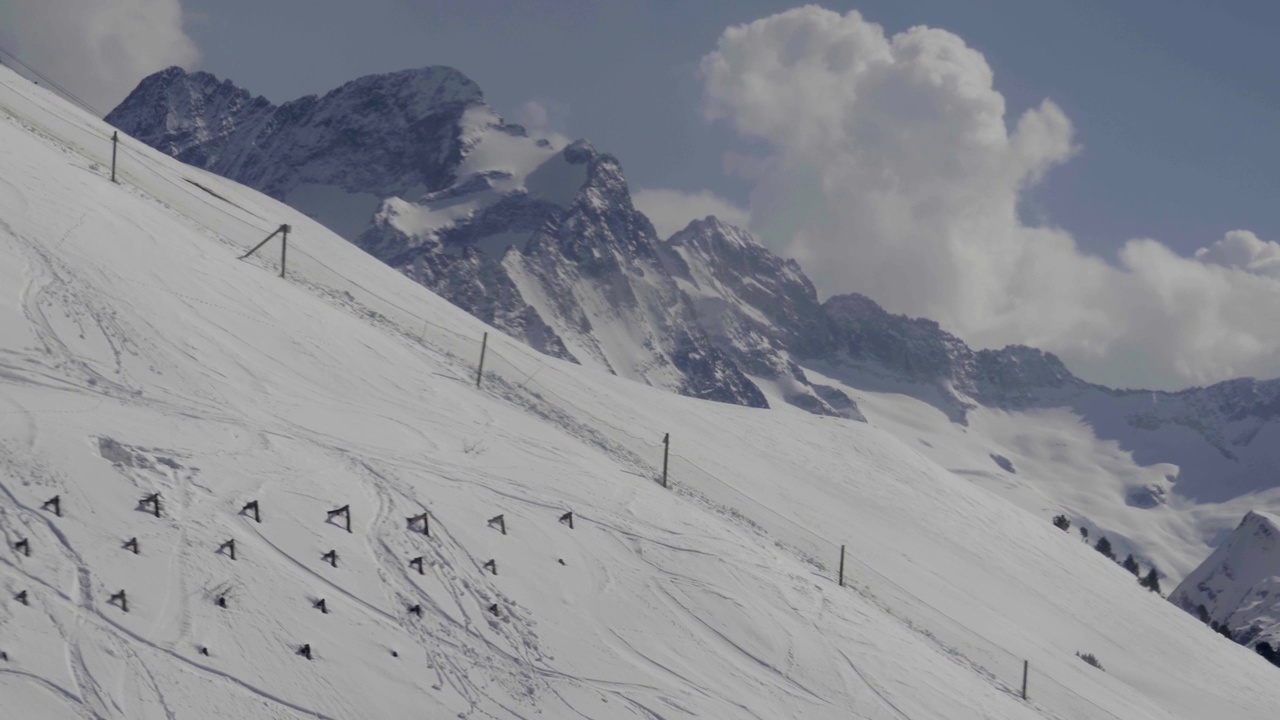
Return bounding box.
[1021,660,1028,700]
[476,332,488,388]
[280,225,289,278]
[110,131,118,183]
[839,545,846,587]
[661,433,670,488]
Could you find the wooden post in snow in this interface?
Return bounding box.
[326,505,351,533]
[141,493,161,518]
[218,539,236,561]
[109,590,128,613]
[488,514,506,535]
[124,537,139,554]
[409,556,424,575]
[321,549,338,567]
[242,500,260,523]
[279,224,289,278]
[13,538,29,557]
[407,512,429,536]
[559,511,573,529]
[238,224,290,278]
[42,495,61,517]
[476,332,488,388]
[661,433,670,488]
[483,559,497,575]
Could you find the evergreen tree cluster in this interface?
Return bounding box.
[1185,599,1235,641]
[1048,516,1161,594]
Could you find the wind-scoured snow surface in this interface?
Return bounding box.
[1,66,1278,719]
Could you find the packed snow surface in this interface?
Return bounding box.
[1,65,1279,719]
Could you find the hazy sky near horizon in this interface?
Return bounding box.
[4,0,1280,389]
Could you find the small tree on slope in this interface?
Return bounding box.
[1094,536,1116,561]
[1122,554,1140,576]
[1140,566,1161,594]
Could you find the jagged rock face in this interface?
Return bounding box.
[664,218,832,359]
[106,66,479,201]
[662,218,859,418]
[510,155,766,406]
[823,292,1080,415]
[1173,511,1280,647]
[110,68,766,409]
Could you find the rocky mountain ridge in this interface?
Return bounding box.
[107,66,1280,428]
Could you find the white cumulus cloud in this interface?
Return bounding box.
[700,6,1280,389]
[633,188,752,239]
[1195,230,1280,280]
[0,0,199,114]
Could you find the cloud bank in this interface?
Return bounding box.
[0,0,199,114]
[700,6,1280,390]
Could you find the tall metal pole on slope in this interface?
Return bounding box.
[661,433,670,488]
[839,545,846,587]
[1021,660,1029,700]
[110,131,118,183]
[279,224,289,278]
[476,332,488,388]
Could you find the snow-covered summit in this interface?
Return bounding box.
[1174,511,1280,647]
[107,66,483,202]
[662,217,860,417]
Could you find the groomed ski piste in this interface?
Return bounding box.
[0,64,1276,720]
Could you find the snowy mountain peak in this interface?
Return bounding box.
[1174,510,1280,647]
[107,65,486,207]
[668,216,770,254]
[109,67,770,409]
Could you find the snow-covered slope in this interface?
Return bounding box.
[1172,511,1280,648]
[8,63,1280,719]
[107,67,765,410]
